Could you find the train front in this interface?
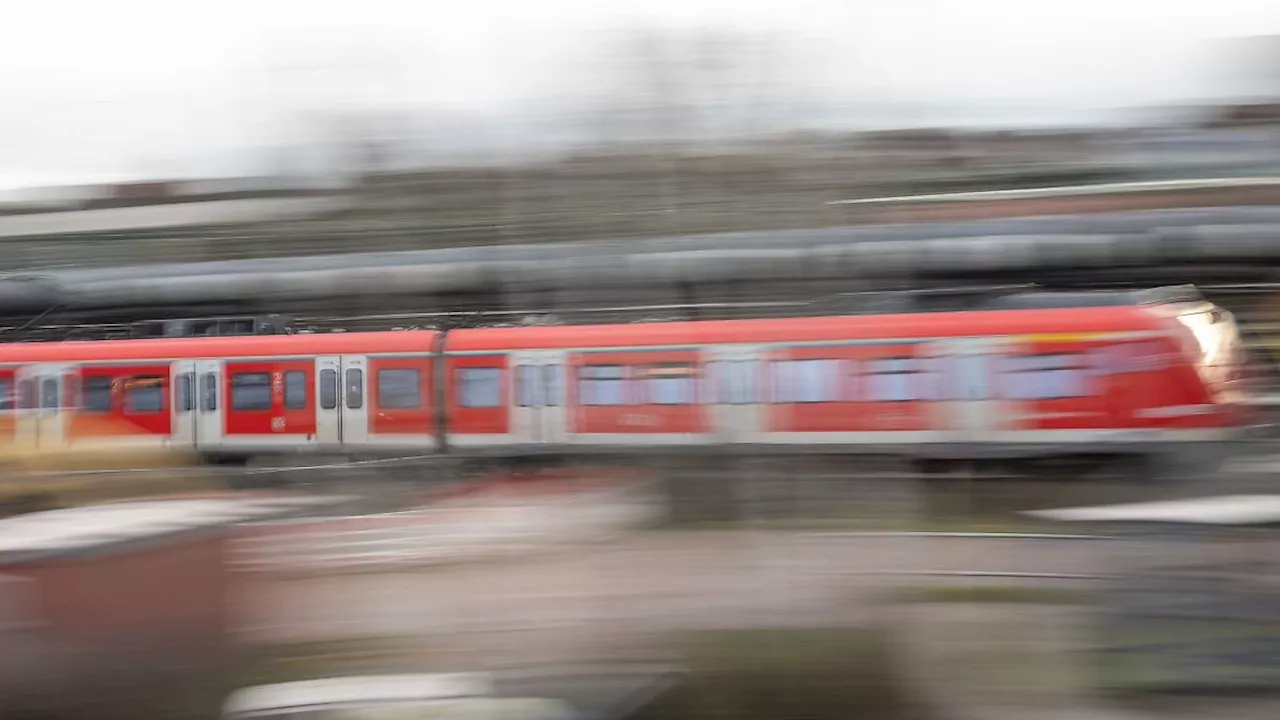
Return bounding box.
[1166,300,1258,437]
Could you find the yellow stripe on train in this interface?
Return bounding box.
[1014,333,1110,343]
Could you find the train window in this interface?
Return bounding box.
[0,378,12,411]
[703,361,721,403]
[176,373,194,412]
[377,369,420,409]
[865,357,922,402]
[701,362,727,405]
[82,376,112,412]
[40,378,58,409]
[1096,342,1170,376]
[17,379,34,410]
[320,369,338,410]
[926,356,963,401]
[125,376,164,413]
[544,365,562,407]
[202,372,218,412]
[772,359,840,403]
[644,363,697,405]
[730,361,757,405]
[457,367,501,408]
[345,369,364,409]
[950,355,992,401]
[515,366,538,407]
[1001,354,1090,400]
[284,371,308,410]
[843,359,860,401]
[1133,342,1171,372]
[579,365,627,406]
[64,375,80,409]
[232,373,273,411]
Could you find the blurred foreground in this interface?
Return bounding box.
[2,442,1280,719]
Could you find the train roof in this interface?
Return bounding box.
[445,306,1163,351]
[0,303,1174,363]
[0,330,439,364]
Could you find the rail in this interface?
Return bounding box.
[861,570,1109,579]
[826,176,1280,205]
[809,531,1115,540]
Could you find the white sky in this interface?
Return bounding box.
[1,0,1278,188]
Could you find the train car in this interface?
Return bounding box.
[0,332,443,458]
[0,285,1251,469]
[444,289,1249,464]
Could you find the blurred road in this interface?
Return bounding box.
[235,529,1107,666]
[231,446,1276,668]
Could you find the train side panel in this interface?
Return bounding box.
[444,352,511,448]
[568,349,708,444]
[445,307,1240,456]
[69,363,174,449]
[0,307,1244,461]
[221,359,318,448]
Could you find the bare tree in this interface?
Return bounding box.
[249,31,420,188]
[583,25,798,148]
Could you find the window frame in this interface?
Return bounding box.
[319,369,338,410]
[201,372,218,412]
[175,372,195,412]
[515,365,538,408]
[231,372,273,412]
[642,362,698,406]
[578,364,629,407]
[40,377,59,410]
[345,368,364,410]
[17,379,34,410]
[84,376,114,413]
[284,370,308,411]
[456,366,502,409]
[376,368,422,410]
[1000,353,1092,400]
[863,356,925,403]
[771,358,842,404]
[124,375,165,414]
[543,365,562,407]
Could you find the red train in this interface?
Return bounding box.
[0,286,1251,468]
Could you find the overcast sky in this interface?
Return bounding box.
[1,0,1278,190]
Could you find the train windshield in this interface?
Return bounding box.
[1173,306,1247,393]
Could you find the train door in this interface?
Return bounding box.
[16,365,71,449]
[935,338,1002,443]
[315,356,341,446]
[340,355,369,446]
[0,368,16,446]
[195,359,223,450]
[171,360,197,449]
[706,345,763,443]
[510,350,567,444]
[14,368,36,447]
[540,352,567,444]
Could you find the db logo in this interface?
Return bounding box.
[271,417,286,432]
[621,414,660,428]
